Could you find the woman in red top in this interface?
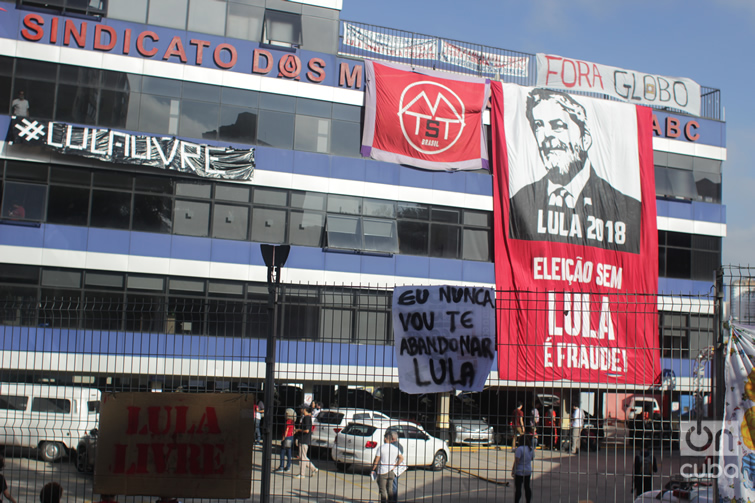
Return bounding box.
[274,408,296,473]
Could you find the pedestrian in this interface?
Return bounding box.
[294,405,318,478]
[389,429,406,503]
[511,433,534,503]
[512,401,525,449]
[570,404,583,454]
[0,457,17,503]
[312,401,322,419]
[633,442,658,497]
[40,482,63,503]
[11,90,29,117]
[543,406,559,450]
[529,401,540,429]
[371,430,403,503]
[254,399,263,445]
[274,408,296,473]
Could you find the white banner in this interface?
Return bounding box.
[536,53,701,116]
[392,285,495,394]
[342,23,437,60]
[439,41,529,78]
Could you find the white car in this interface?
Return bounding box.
[331,420,449,472]
[312,408,392,450]
[633,477,713,502]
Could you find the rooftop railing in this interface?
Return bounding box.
[339,20,723,121]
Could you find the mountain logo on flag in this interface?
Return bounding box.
[398,81,466,155]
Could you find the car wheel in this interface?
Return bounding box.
[431,450,447,471]
[40,442,65,462]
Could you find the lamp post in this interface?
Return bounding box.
[259,244,289,503]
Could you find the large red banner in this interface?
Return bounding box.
[491,82,660,385]
[361,61,489,171]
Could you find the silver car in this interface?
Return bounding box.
[449,415,495,445]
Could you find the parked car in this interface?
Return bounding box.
[626,397,661,421]
[633,475,713,502]
[331,420,449,472]
[559,410,605,452]
[449,414,495,446]
[312,408,393,450]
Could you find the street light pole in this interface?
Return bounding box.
[259,244,289,503]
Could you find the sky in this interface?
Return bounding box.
[340,0,753,266]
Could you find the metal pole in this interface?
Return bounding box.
[713,266,726,501]
[260,255,281,503]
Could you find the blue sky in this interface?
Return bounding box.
[340,0,752,266]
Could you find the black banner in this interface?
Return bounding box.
[9,118,255,180]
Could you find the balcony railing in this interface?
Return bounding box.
[339,20,723,121]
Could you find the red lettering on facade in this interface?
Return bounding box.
[64,20,86,48]
[306,58,326,83]
[278,54,301,80]
[21,14,44,42]
[190,39,210,65]
[339,62,362,89]
[123,28,131,55]
[252,49,273,74]
[136,31,159,57]
[666,117,680,138]
[94,25,116,51]
[163,36,187,63]
[50,17,58,44]
[651,115,662,136]
[213,43,237,69]
[684,120,700,141]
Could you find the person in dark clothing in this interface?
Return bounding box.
[511,433,534,503]
[294,405,318,478]
[633,442,658,497]
[40,482,63,503]
[0,457,18,503]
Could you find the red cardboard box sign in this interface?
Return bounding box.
[94,393,254,499]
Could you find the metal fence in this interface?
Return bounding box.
[339,20,724,122]
[0,280,724,503]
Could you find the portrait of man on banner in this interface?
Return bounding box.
[508,88,642,254]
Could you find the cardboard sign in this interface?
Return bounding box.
[94,393,254,498]
[392,285,496,394]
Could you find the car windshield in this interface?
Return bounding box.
[316,411,345,424]
[342,424,377,437]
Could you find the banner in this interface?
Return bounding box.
[9,117,255,180]
[536,53,701,116]
[362,61,490,171]
[392,285,496,394]
[720,324,755,502]
[342,23,438,61]
[94,392,254,498]
[491,83,659,384]
[440,41,529,78]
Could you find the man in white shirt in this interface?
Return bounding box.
[570,404,584,454]
[371,431,404,503]
[11,91,29,117]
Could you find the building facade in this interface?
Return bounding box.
[0,0,724,415]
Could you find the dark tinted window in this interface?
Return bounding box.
[132,194,172,233]
[0,396,28,410]
[90,190,131,229]
[398,221,429,255]
[31,397,71,414]
[341,424,376,437]
[219,107,257,144]
[430,224,459,258]
[1,182,46,221]
[316,411,345,425]
[257,110,294,149]
[47,186,89,226]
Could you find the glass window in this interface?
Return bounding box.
[397,221,428,255]
[90,190,131,229]
[356,310,389,343]
[132,194,172,233]
[102,72,141,92]
[263,9,302,46]
[332,103,362,122]
[219,106,257,144]
[430,224,459,258]
[665,167,697,200]
[692,251,720,282]
[327,195,361,215]
[142,77,182,98]
[148,0,188,29]
[46,186,90,226]
[254,188,287,206]
[31,397,71,414]
[183,82,221,103]
[170,278,205,293]
[50,166,90,185]
[41,269,82,288]
[187,0,226,36]
[55,85,98,124]
[301,15,337,53]
[94,171,133,190]
[59,66,101,86]
[0,264,39,284]
[464,210,490,227]
[655,167,672,197]
[693,235,721,252]
[215,184,250,202]
[0,396,28,411]
[1,182,46,221]
[432,208,461,224]
[257,110,294,149]
[85,272,125,289]
[135,176,173,194]
[291,191,325,210]
[694,171,721,203]
[14,80,55,119]
[179,100,218,140]
[15,59,57,81]
[666,248,691,279]
[221,87,259,108]
[107,0,148,23]
[212,204,249,240]
[330,119,361,157]
[99,89,139,130]
[297,98,331,118]
[127,276,164,291]
[138,95,177,135]
[667,232,692,248]
[320,308,352,342]
[226,3,264,41]
[259,93,296,113]
[462,228,490,262]
[398,202,430,220]
[176,182,212,199]
[289,211,323,247]
[294,115,329,153]
[173,200,210,237]
[364,199,395,218]
[363,218,398,254]
[251,207,286,243]
[666,153,694,170]
[125,294,164,332]
[326,215,361,250]
[208,281,244,297]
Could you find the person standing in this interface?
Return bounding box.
[633,442,658,497]
[254,400,263,445]
[274,408,296,473]
[512,402,525,449]
[371,431,403,503]
[570,404,583,454]
[294,405,318,478]
[312,401,322,419]
[543,406,559,450]
[0,457,17,503]
[11,91,29,117]
[511,433,534,503]
[389,429,406,503]
[529,402,540,449]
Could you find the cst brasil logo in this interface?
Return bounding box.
[398,81,466,155]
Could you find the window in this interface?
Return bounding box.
[108,0,148,23]
[326,215,361,250]
[132,194,172,233]
[179,100,219,140]
[251,207,286,243]
[173,200,210,237]
[257,110,294,149]
[430,224,460,258]
[659,231,721,281]
[0,396,28,411]
[216,184,250,203]
[19,0,105,16]
[1,182,46,221]
[397,221,428,256]
[294,115,329,153]
[90,190,131,229]
[187,0,226,36]
[226,3,264,41]
[263,9,302,47]
[31,397,72,414]
[147,0,188,29]
[46,186,90,226]
[213,204,249,240]
[289,211,323,247]
[363,218,398,253]
[219,107,257,144]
